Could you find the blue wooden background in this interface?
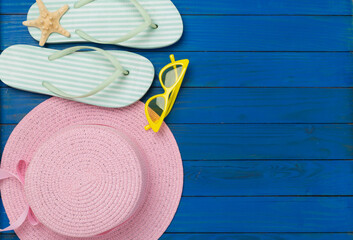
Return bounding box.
[1,0,353,239]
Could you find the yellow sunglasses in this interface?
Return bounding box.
[145,54,189,132]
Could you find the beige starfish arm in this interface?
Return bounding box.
[55,4,69,18]
[55,25,71,37]
[22,19,40,27]
[36,0,49,16]
[24,0,71,46]
[39,31,51,46]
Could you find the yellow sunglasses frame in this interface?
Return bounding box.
[145,54,189,132]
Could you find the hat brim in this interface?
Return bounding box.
[0,97,183,240]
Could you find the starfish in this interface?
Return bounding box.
[23,0,71,46]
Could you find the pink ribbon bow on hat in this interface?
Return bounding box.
[0,160,39,231]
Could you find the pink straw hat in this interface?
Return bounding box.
[0,97,183,240]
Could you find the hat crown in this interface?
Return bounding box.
[24,125,147,238]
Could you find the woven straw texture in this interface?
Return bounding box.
[0,97,183,240]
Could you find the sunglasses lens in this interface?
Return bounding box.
[161,64,183,88]
[147,96,166,122]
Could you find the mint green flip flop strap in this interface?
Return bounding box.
[42,46,129,99]
[74,0,158,45]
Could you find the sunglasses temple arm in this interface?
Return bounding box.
[170,54,176,63]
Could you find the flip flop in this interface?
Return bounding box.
[0,45,154,108]
[23,0,183,48]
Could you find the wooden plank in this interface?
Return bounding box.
[183,160,353,196]
[0,235,18,240]
[1,88,353,124]
[1,138,353,195]
[1,154,353,195]
[1,15,353,51]
[2,124,353,160]
[2,233,353,240]
[2,52,353,88]
[168,197,353,232]
[168,124,353,160]
[0,0,351,15]
[1,196,353,232]
[161,233,353,240]
[162,233,353,239]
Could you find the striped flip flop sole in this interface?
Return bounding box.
[0,45,154,108]
[26,0,183,49]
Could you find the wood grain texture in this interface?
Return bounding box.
[183,160,353,196]
[171,124,353,160]
[2,88,353,124]
[168,197,353,232]
[2,123,353,160]
[3,233,353,240]
[1,159,352,197]
[2,52,353,88]
[1,196,353,233]
[162,233,353,240]
[2,15,353,51]
[1,0,352,15]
